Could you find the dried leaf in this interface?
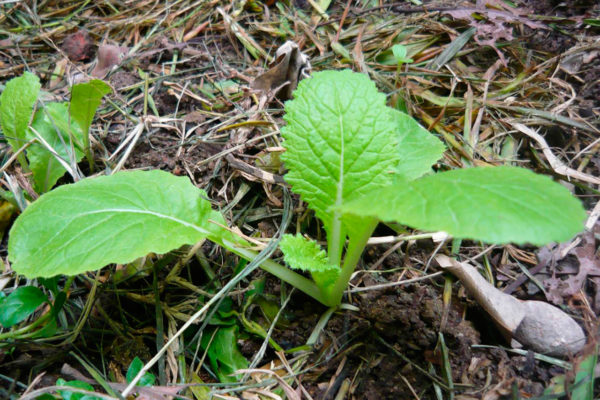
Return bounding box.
[62,30,95,61]
[538,223,600,306]
[436,254,585,357]
[251,41,310,100]
[91,44,128,78]
[443,2,546,65]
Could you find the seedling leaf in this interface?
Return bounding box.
[343,166,585,245]
[281,70,399,262]
[391,44,413,64]
[0,71,41,152]
[0,286,48,327]
[8,170,218,278]
[279,234,339,289]
[27,102,85,192]
[126,357,156,387]
[201,326,248,383]
[393,109,445,180]
[572,347,597,400]
[70,79,111,137]
[56,378,101,400]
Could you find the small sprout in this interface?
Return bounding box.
[391,44,414,66]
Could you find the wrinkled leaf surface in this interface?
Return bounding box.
[279,234,339,290]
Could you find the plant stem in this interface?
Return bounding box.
[306,305,337,346]
[218,238,329,305]
[329,219,377,305]
[0,311,52,340]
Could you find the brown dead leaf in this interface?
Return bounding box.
[0,38,17,58]
[436,254,585,357]
[538,223,600,309]
[91,44,128,78]
[251,41,310,100]
[62,30,95,61]
[443,1,546,65]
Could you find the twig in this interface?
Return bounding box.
[348,271,443,293]
[511,122,600,185]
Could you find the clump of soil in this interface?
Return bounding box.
[259,280,563,399]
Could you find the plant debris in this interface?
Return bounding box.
[251,41,311,100]
[62,30,95,62]
[436,254,586,357]
[91,44,129,78]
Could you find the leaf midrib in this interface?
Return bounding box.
[24,208,210,262]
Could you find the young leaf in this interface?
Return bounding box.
[0,286,47,327]
[126,357,156,387]
[27,102,85,192]
[391,44,413,64]
[342,166,585,245]
[281,70,399,262]
[8,170,220,278]
[0,71,41,152]
[201,326,248,383]
[69,80,111,136]
[279,234,339,290]
[393,109,445,180]
[56,378,102,400]
[571,347,597,400]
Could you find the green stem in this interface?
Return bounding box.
[0,310,52,340]
[328,214,344,268]
[219,239,329,305]
[84,145,95,174]
[306,306,337,346]
[329,220,378,305]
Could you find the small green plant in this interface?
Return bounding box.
[5,70,585,308]
[391,44,413,67]
[541,346,598,399]
[126,357,156,387]
[0,72,110,193]
[0,285,48,328]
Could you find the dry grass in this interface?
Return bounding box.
[0,1,599,399]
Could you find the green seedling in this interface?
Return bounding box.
[542,346,598,399]
[126,357,156,387]
[0,285,48,327]
[6,70,585,309]
[0,72,110,193]
[55,378,102,400]
[391,44,413,66]
[276,70,584,306]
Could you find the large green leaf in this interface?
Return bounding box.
[70,80,111,137]
[27,102,85,193]
[393,109,445,180]
[0,71,41,152]
[342,166,585,245]
[279,234,339,290]
[8,170,219,278]
[0,286,48,327]
[281,70,399,261]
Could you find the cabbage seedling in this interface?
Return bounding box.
[7,71,585,308]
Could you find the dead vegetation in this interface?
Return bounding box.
[0,0,599,399]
